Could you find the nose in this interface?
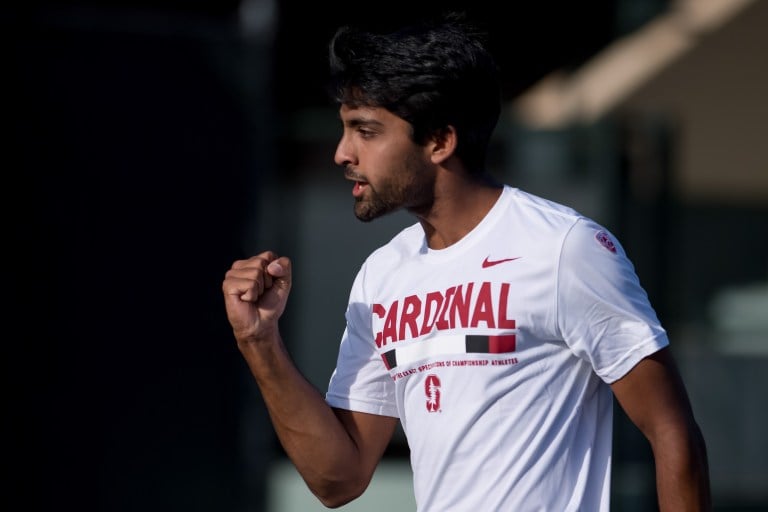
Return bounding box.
[334,132,355,168]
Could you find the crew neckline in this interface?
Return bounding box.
[419,185,512,263]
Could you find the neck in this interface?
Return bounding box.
[413,173,503,250]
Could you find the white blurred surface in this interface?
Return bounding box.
[267,459,416,512]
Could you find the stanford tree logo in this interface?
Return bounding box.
[425,374,441,412]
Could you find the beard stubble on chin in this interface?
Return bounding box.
[353,178,434,222]
[352,149,434,222]
[353,189,397,222]
[351,167,409,222]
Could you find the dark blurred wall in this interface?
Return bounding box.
[7,4,275,511]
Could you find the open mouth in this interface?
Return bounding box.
[345,170,368,197]
[352,180,367,197]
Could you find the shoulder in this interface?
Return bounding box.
[505,186,584,225]
[501,187,592,248]
[365,222,424,267]
[501,187,626,267]
[351,222,424,291]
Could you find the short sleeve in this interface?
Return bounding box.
[325,262,399,417]
[556,219,669,383]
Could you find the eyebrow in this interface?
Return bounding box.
[344,117,384,128]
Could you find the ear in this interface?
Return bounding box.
[429,125,457,165]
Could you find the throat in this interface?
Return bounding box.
[419,220,468,250]
[417,184,503,250]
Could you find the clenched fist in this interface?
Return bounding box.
[222,251,292,345]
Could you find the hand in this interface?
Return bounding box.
[222,251,292,344]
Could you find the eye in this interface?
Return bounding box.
[357,128,376,139]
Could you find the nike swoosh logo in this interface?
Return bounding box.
[482,256,521,268]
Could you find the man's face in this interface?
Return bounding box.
[335,104,435,222]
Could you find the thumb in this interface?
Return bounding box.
[267,260,286,276]
[267,256,292,294]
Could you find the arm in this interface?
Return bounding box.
[610,346,712,511]
[222,251,398,507]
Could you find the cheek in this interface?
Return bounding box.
[401,146,433,182]
[365,137,430,187]
[363,144,404,183]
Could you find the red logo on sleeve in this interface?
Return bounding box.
[595,230,617,253]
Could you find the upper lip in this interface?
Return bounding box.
[345,169,367,183]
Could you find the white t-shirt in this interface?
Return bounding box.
[326,186,668,511]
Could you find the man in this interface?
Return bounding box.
[222,12,711,511]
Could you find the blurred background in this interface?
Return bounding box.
[6,0,767,510]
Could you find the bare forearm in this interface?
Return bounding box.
[240,335,365,501]
[223,254,380,506]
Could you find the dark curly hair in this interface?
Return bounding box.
[327,12,502,174]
